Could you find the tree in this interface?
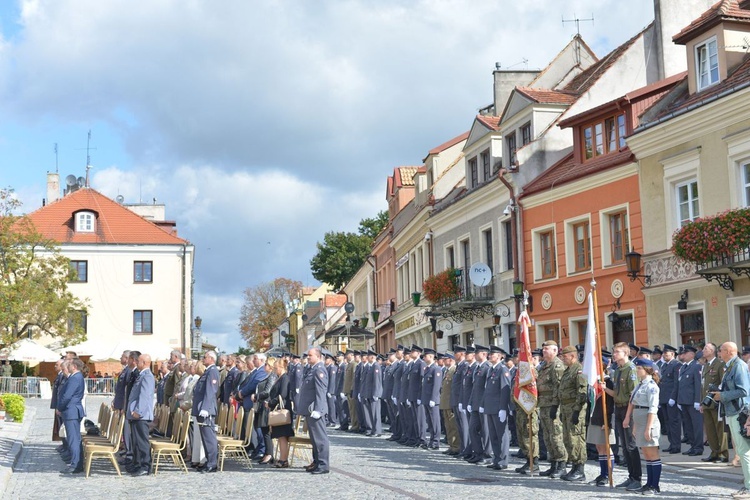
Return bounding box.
[238,277,302,352]
[310,210,388,291]
[0,188,88,346]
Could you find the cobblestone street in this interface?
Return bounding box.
[0,397,743,499]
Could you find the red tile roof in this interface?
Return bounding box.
[426,131,470,156]
[673,0,750,44]
[324,294,347,308]
[395,166,419,187]
[476,114,501,130]
[515,87,579,105]
[26,188,188,245]
[521,149,635,197]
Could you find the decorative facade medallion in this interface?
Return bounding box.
[541,292,552,310]
[574,286,586,305]
[611,279,624,299]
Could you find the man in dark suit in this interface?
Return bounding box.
[324,352,339,427]
[460,346,477,459]
[58,359,86,474]
[484,346,512,470]
[408,345,427,447]
[421,348,442,449]
[51,360,64,446]
[673,344,703,455]
[399,347,413,445]
[335,352,349,430]
[236,354,268,455]
[451,345,468,456]
[359,350,374,435]
[126,354,155,476]
[367,350,383,437]
[383,350,397,438]
[300,347,330,474]
[659,344,681,453]
[468,345,491,464]
[193,350,220,473]
[353,351,366,434]
[221,355,239,405]
[120,351,140,465]
[387,346,404,441]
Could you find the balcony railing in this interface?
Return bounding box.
[428,267,496,322]
[695,245,750,291]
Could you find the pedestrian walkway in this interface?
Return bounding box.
[0,397,744,499]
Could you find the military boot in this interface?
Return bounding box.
[515,459,540,475]
[550,461,567,478]
[562,463,586,482]
[539,461,557,476]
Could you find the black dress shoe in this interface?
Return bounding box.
[687,450,702,456]
[701,455,718,462]
[195,464,208,472]
[720,457,729,463]
[200,467,218,474]
[681,438,689,443]
[60,467,83,475]
[429,445,439,450]
[310,469,329,475]
[669,449,681,454]
[132,469,150,476]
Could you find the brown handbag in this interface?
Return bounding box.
[268,396,291,427]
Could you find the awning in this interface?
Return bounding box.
[0,339,61,366]
[323,324,375,340]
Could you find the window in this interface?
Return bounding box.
[542,324,560,345]
[609,211,629,263]
[469,157,478,188]
[75,211,95,233]
[507,323,517,352]
[481,150,491,182]
[461,239,471,272]
[572,221,591,272]
[741,305,750,348]
[503,221,513,270]
[696,37,719,90]
[68,310,87,334]
[483,229,493,273]
[676,180,699,226]
[134,261,153,283]
[679,311,704,345]
[464,331,474,346]
[69,260,88,282]
[539,230,556,279]
[521,123,532,146]
[446,245,455,269]
[743,162,750,207]
[582,112,627,159]
[134,310,153,334]
[506,133,517,166]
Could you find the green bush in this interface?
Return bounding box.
[1,394,25,422]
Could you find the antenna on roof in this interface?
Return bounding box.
[76,130,97,180]
[562,14,594,65]
[54,143,59,173]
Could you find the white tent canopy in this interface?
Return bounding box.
[0,338,61,366]
[60,338,176,361]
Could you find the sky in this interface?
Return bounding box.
[0,0,656,351]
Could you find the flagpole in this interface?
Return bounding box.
[592,278,613,488]
[521,291,535,476]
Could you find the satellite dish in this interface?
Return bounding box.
[280,330,287,338]
[301,314,308,321]
[77,176,85,187]
[116,195,124,204]
[469,262,492,287]
[344,302,355,314]
[65,175,77,187]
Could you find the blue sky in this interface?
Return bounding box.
[0,0,658,351]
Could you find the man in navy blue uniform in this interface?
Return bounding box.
[126,353,155,476]
[421,348,442,449]
[484,346,512,470]
[366,350,383,437]
[300,347,330,474]
[672,344,703,455]
[468,345,491,464]
[659,344,682,453]
[58,358,86,474]
[324,351,339,427]
[193,350,220,473]
[408,345,427,447]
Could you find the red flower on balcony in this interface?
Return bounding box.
[423,268,461,304]
[672,207,750,263]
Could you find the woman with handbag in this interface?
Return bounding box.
[255,358,279,465]
[268,358,294,468]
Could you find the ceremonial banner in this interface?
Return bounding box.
[513,310,537,414]
[581,292,603,401]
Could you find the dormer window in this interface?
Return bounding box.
[75,211,95,233]
[696,37,719,91]
[581,112,627,160]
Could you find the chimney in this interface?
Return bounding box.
[653,0,715,80]
[46,172,60,204]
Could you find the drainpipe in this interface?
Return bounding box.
[498,169,520,321]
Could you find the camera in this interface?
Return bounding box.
[702,384,720,409]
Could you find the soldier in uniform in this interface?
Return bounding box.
[459,346,477,459]
[558,345,588,482]
[440,352,460,455]
[163,349,181,437]
[450,345,468,457]
[388,346,405,442]
[604,341,641,491]
[343,350,359,432]
[700,342,727,462]
[353,351,367,434]
[193,350,220,473]
[468,345,491,464]
[513,352,540,475]
[382,350,396,436]
[300,347,330,474]
[659,344,681,453]
[537,340,567,478]
[484,346,511,470]
[398,346,413,445]
[408,345,427,447]
[335,351,349,431]
[366,350,383,437]
[324,351,338,427]
[421,348,442,449]
[673,344,703,456]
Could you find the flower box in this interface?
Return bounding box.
[423,269,461,304]
[672,207,750,264]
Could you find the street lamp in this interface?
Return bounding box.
[512,279,524,300]
[371,309,380,324]
[625,249,652,287]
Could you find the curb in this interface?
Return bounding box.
[0,406,37,495]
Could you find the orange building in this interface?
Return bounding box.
[518,76,682,350]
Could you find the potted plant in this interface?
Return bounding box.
[423,268,461,304]
[672,207,750,264]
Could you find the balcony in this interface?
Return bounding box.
[425,267,496,322]
[695,246,750,291]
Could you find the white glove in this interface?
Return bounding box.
[460,407,466,414]
[357,395,361,402]
[296,388,300,394]
[458,403,463,412]
[391,396,397,404]
[499,410,507,422]
[467,405,473,413]
[310,410,321,420]
[406,400,412,407]
[479,407,484,414]
[340,393,345,399]
[429,401,435,408]
[417,399,422,406]
[677,404,683,411]
[199,410,209,418]
[693,402,700,411]
[374,397,379,402]
[326,393,331,398]
[668,398,675,407]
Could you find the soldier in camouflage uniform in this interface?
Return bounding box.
[537,340,567,478]
[513,382,540,474]
[558,345,588,482]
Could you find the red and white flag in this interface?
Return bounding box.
[513,310,538,414]
[582,292,603,399]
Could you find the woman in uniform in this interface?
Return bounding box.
[624,357,662,495]
[588,354,615,487]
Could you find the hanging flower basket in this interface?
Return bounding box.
[423,268,461,304]
[672,207,750,263]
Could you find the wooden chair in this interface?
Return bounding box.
[150,410,190,474]
[83,411,125,478]
[288,415,312,467]
[217,407,254,471]
[83,407,116,445]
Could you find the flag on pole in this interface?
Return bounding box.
[582,291,603,400]
[513,309,538,414]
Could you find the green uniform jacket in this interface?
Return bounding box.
[559,361,588,411]
[614,361,637,405]
[537,357,565,407]
[701,357,725,399]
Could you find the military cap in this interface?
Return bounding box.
[628,343,639,352]
[324,351,336,360]
[444,352,455,360]
[512,348,520,357]
[377,354,385,361]
[662,344,677,353]
[367,349,377,356]
[633,357,654,368]
[489,345,503,354]
[561,345,577,355]
[475,344,489,353]
[682,345,698,353]
[575,344,585,353]
[423,347,436,356]
[453,344,467,353]
[403,346,412,354]
[743,346,750,355]
[411,344,423,353]
[531,348,542,357]
[396,344,405,351]
[695,350,703,360]
[601,349,612,358]
[638,346,653,355]
[436,352,444,360]
[291,354,301,359]
[541,340,557,347]
[337,351,345,356]
[388,348,396,354]
[652,346,663,355]
[466,346,476,354]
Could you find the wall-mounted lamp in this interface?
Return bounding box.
[371,309,380,323]
[608,298,621,324]
[677,290,689,310]
[625,249,652,287]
